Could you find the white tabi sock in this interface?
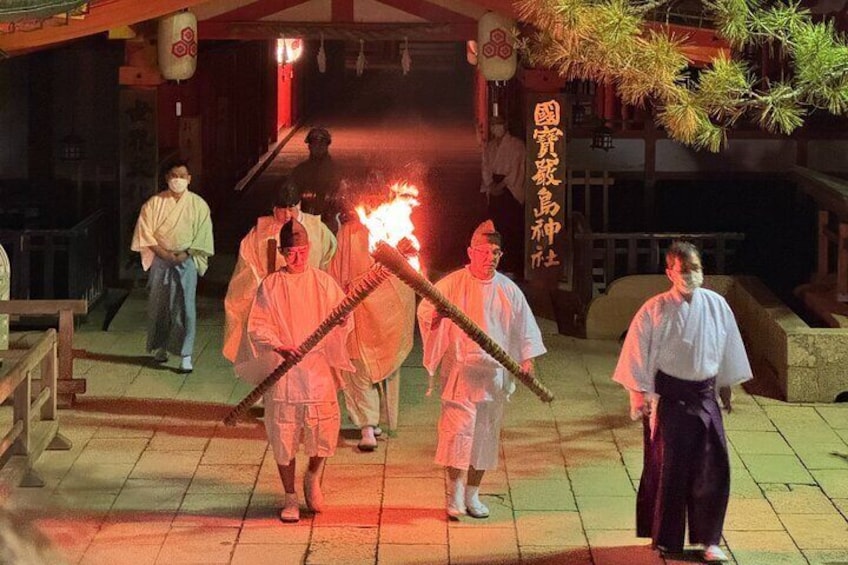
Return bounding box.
[465,485,490,518]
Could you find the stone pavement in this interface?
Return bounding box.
[1,292,846,565]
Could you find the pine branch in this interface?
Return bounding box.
[519,0,848,151]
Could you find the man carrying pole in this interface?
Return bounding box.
[417,220,547,519]
[244,218,352,523]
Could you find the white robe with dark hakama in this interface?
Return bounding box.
[613,286,753,550]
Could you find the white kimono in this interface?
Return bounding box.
[418,267,546,470]
[328,219,415,429]
[241,266,353,397]
[130,191,214,275]
[223,211,336,363]
[613,287,753,393]
[481,133,527,204]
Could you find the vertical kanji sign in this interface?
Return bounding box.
[525,94,566,283]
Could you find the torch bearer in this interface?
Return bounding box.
[371,241,555,403]
[223,262,393,426]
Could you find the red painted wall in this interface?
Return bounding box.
[277,63,293,131]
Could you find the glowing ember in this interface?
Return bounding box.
[356,182,421,270]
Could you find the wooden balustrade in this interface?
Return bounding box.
[0,329,72,487]
[0,300,88,406]
[571,230,745,302]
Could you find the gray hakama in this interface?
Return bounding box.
[146,255,197,357]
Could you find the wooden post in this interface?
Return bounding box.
[602,171,610,232]
[650,240,661,272]
[838,222,848,302]
[40,338,57,422]
[12,374,31,457]
[818,210,829,280]
[627,239,638,273]
[605,238,616,284]
[716,237,727,273]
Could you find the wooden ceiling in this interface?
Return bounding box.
[0,0,727,63]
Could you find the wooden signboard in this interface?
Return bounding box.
[524,94,567,284]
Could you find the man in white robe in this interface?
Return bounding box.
[613,241,752,563]
[131,160,214,373]
[245,218,352,523]
[328,209,415,451]
[418,220,546,519]
[481,115,526,277]
[223,181,336,365]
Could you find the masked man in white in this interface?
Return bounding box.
[613,241,752,563]
[481,115,526,277]
[131,160,214,373]
[418,220,546,519]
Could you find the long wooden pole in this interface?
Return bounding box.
[372,241,554,403]
[223,264,392,426]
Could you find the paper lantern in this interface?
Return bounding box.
[158,11,198,81]
[466,40,478,66]
[276,38,303,64]
[477,12,516,81]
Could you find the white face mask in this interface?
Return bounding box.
[168,178,189,194]
[679,270,703,293]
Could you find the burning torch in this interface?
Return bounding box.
[224,184,553,426]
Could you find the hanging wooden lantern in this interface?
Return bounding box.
[477,12,516,81]
[158,11,198,81]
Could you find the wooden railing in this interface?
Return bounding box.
[0,329,72,487]
[0,209,104,303]
[570,221,745,302]
[0,300,88,407]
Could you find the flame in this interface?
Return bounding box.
[356,182,421,271]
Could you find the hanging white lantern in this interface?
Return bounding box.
[317,33,327,73]
[401,37,411,75]
[276,37,304,64]
[286,38,303,63]
[477,12,516,81]
[466,40,478,66]
[158,11,198,81]
[356,39,366,77]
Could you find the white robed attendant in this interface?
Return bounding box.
[480,121,526,205]
[612,242,752,563]
[418,220,546,520]
[223,182,336,364]
[613,284,753,396]
[243,217,352,524]
[131,162,214,372]
[480,115,526,275]
[329,217,414,450]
